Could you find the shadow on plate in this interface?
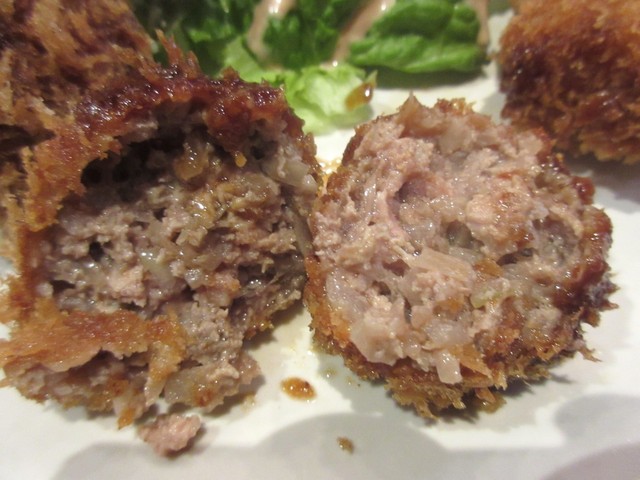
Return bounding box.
[374,69,487,91]
[53,393,640,480]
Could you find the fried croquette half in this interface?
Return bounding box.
[0,59,320,430]
[305,97,615,417]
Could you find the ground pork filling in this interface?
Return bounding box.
[313,98,607,386]
[34,118,311,408]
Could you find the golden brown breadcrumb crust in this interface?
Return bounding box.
[20,56,314,231]
[0,297,186,427]
[0,0,153,252]
[0,0,152,147]
[498,0,640,163]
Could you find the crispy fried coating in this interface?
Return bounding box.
[498,0,640,163]
[0,53,319,426]
[0,0,152,150]
[0,0,153,251]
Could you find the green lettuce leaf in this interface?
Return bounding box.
[262,0,365,69]
[270,65,374,134]
[221,37,267,82]
[223,38,372,134]
[132,0,259,72]
[349,0,485,73]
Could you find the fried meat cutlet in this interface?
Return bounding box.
[498,0,640,164]
[305,96,615,416]
[0,40,320,455]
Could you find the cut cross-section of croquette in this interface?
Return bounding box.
[305,96,615,416]
[0,56,319,449]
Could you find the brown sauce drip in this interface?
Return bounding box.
[337,437,355,453]
[345,81,375,111]
[281,377,316,400]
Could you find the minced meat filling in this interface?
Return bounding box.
[312,96,612,386]
[37,122,308,402]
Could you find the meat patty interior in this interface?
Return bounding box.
[48,124,307,336]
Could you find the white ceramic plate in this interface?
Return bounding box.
[2,6,640,479]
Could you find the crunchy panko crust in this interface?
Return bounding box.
[498,0,640,164]
[0,0,152,148]
[0,298,187,427]
[17,56,317,231]
[305,98,615,417]
[0,0,153,253]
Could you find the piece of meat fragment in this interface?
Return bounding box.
[138,414,203,456]
[305,96,615,417]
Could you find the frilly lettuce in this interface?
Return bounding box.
[262,0,364,69]
[131,0,259,73]
[349,1,484,73]
[263,65,374,134]
[223,38,374,134]
[132,0,486,133]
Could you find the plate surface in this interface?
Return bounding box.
[2,7,640,480]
